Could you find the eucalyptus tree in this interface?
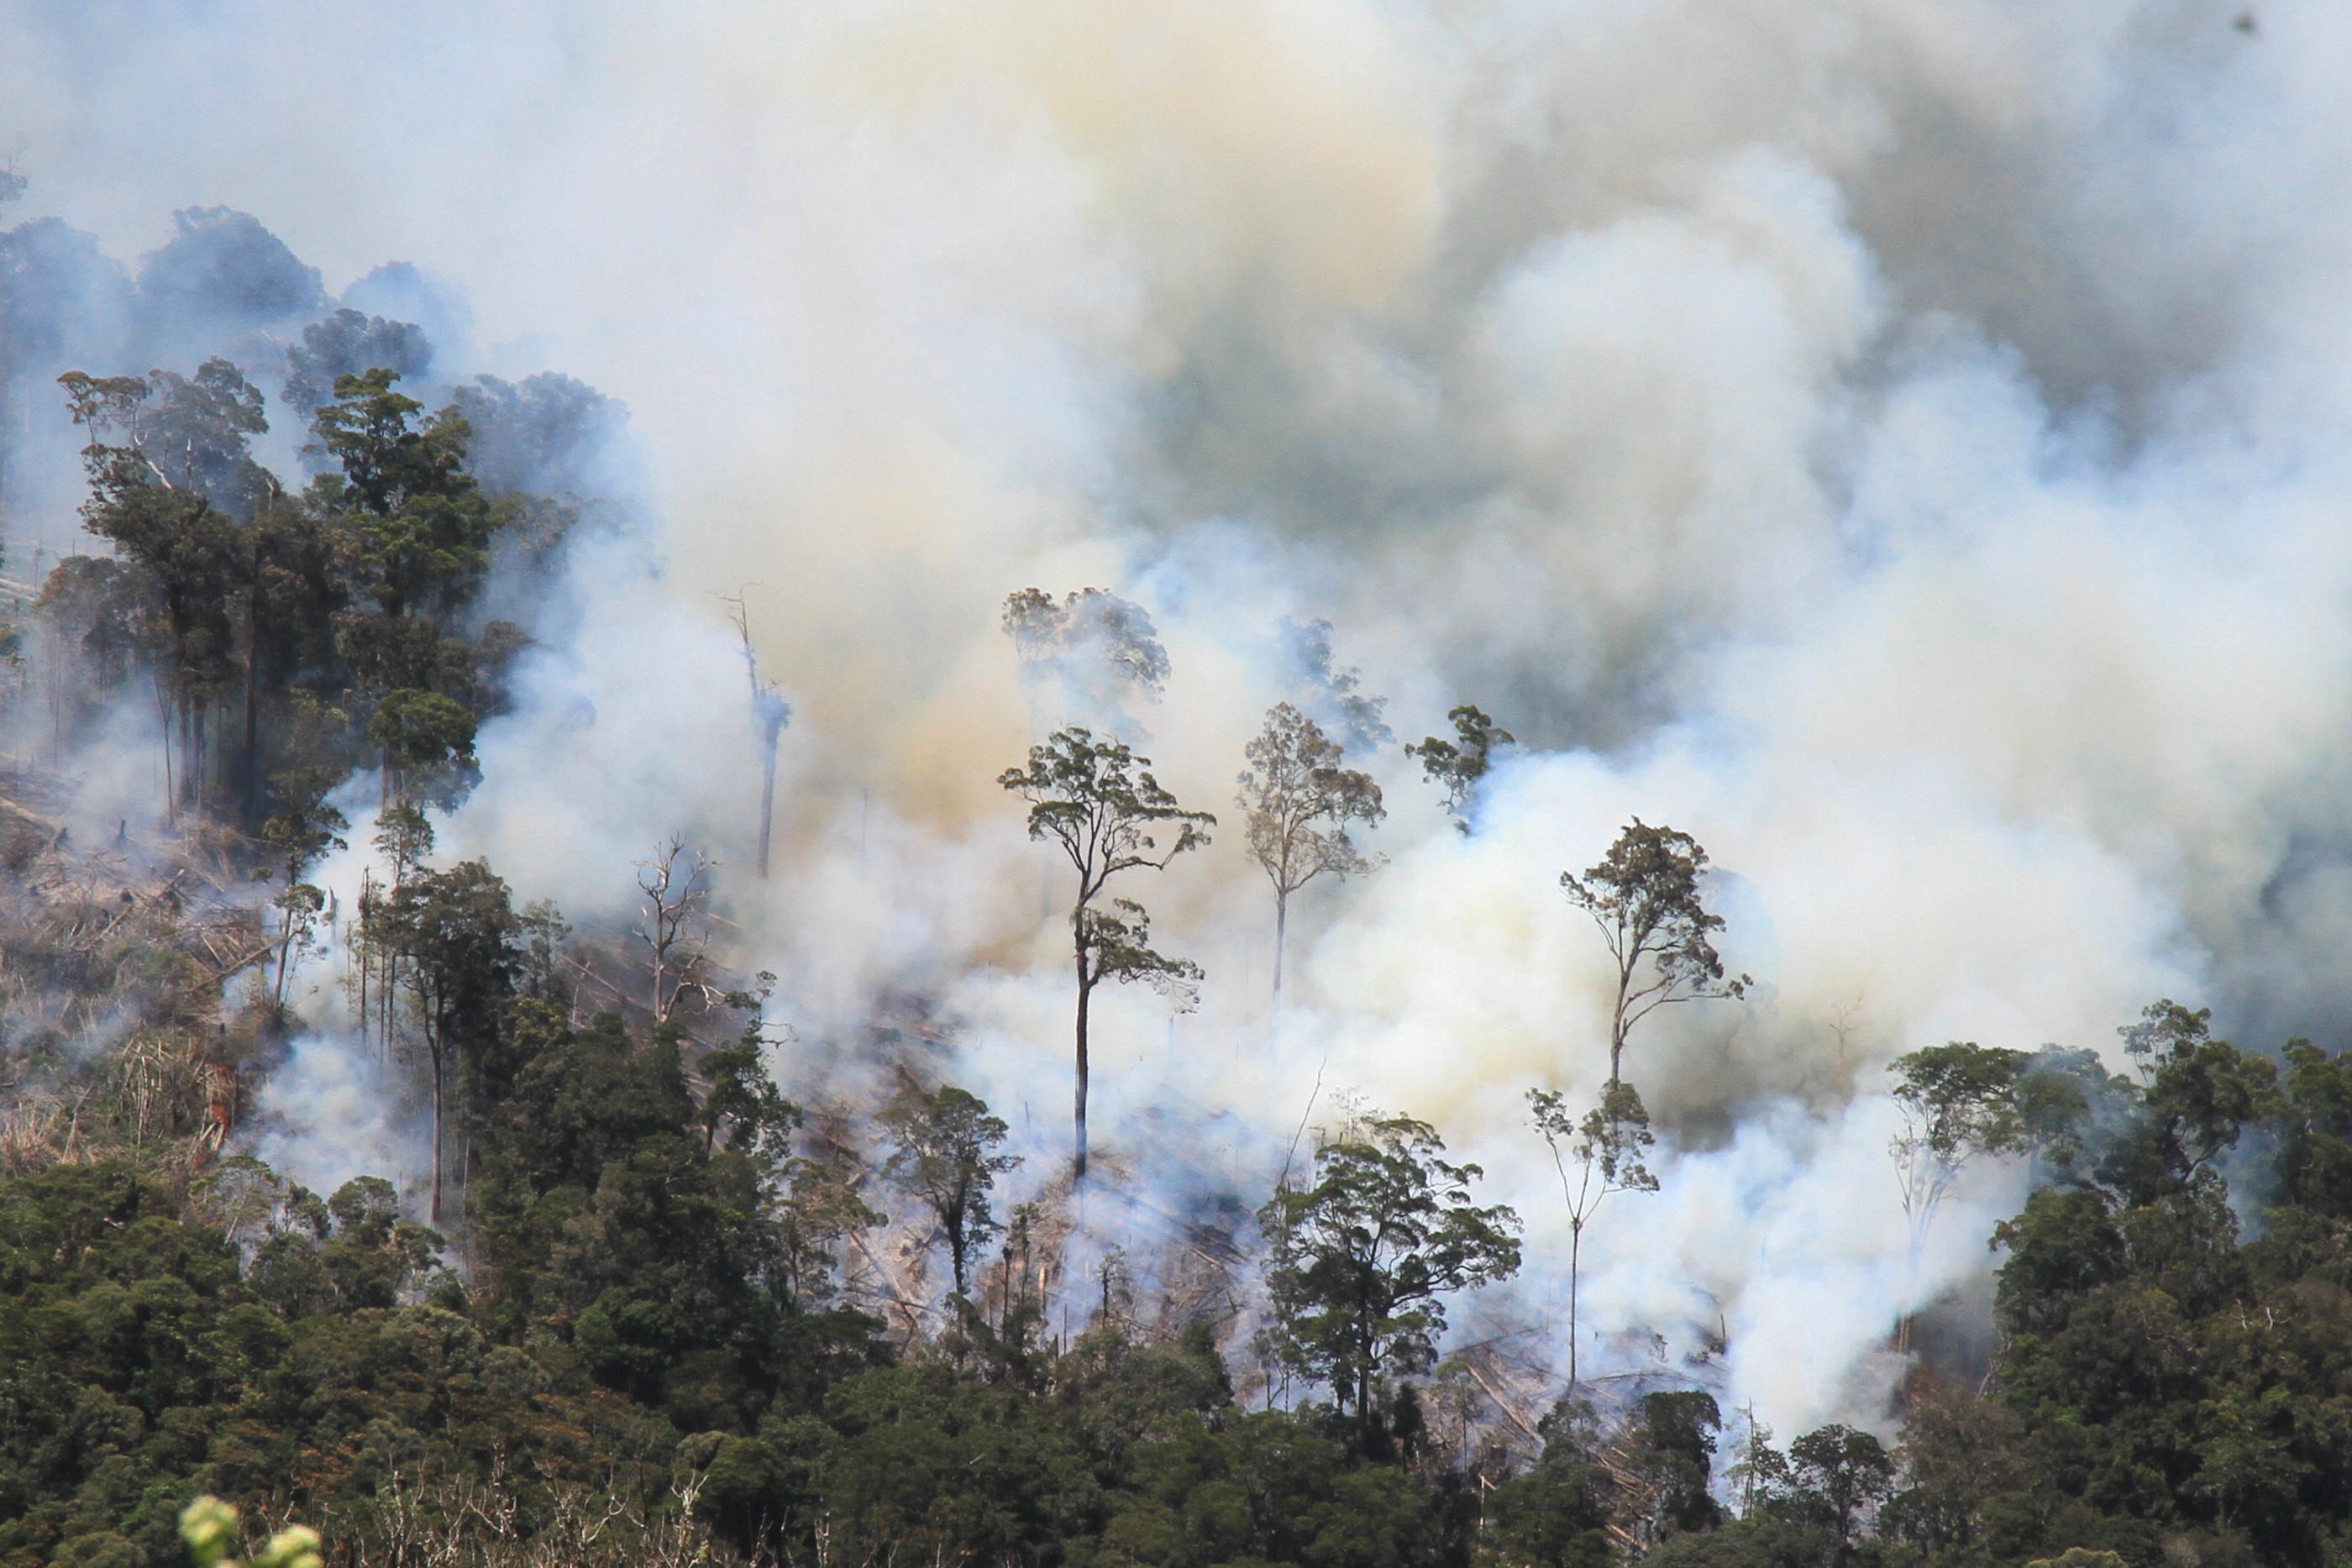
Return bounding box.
[1256,1110,1520,1445]
[365,687,478,810]
[1236,702,1383,998]
[260,770,348,1007]
[380,858,521,1223]
[1529,1080,1659,1387]
[1562,819,1750,1087]
[59,363,262,814]
[1887,1042,2030,1351]
[1406,703,1514,833]
[1001,586,1170,719]
[1000,726,1212,1177]
[309,367,501,623]
[879,1083,1021,1301]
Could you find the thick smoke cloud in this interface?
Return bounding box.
[5,0,2349,1434]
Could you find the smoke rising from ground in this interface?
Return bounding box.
[6,0,2350,1434]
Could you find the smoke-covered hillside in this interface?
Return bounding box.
[7,3,2352,1566]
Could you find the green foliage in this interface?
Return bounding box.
[465,1006,885,1424]
[1404,704,1514,833]
[1482,1398,1616,1568]
[696,1028,802,1164]
[1891,1045,2033,1166]
[879,1084,1018,1300]
[1001,727,1216,894]
[1000,726,1215,1177]
[47,343,542,832]
[1236,702,1384,992]
[1528,1082,1657,1387]
[1530,1082,1660,1213]
[28,993,2352,1568]
[2097,1003,2279,1206]
[1257,1114,1520,1439]
[366,688,480,809]
[1079,899,1205,1001]
[179,1495,320,1568]
[303,364,501,616]
[1560,820,1750,1084]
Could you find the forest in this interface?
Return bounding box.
[5,183,2352,1568]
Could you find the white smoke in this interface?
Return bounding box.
[247,1030,427,1211]
[8,0,2352,1437]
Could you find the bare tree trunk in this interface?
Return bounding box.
[1073,938,1092,1181]
[1896,1225,1924,1355]
[244,584,261,827]
[429,1036,444,1225]
[1569,1219,1583,1387]
[356,883,369,1041]
[155,677,176,824]
[1273,889,1289,999]
[757,730,779,878]
[1609,995,1629,1086]
[274,905,293,1004]
[189,695,204,814]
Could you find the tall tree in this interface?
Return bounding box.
[1405,703,1514,833]
[696,1019,802,1163]
[59,365,259,815]
[1236,703,1384,999]
[1560,819,1750,1087]
[1256,1110,1520,1444]
[308,367,497,620]
[1887,1042,2030,1352]
[2097,999,2278,1207]
[879,1083,1020,1301]
[260,765,349,1007]
[381,859,520,1223]
[1529,1080,1658,1387]
[1000,727,1212,1178]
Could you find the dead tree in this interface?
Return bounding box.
[722,590,792,879]
[635,836,715,1023]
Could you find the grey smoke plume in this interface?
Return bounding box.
[7,0,2351,1435]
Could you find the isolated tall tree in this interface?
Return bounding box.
[1000,726,1213,1177]
[1530,1080,1659,1387]
[1406,703,1515,833]
[1562,819,1750,1086]
[1256,1110,1520,1445]
[879,1083,1020,1300]
[1887,1042,2029,1352]
[1236,702,1384,997]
